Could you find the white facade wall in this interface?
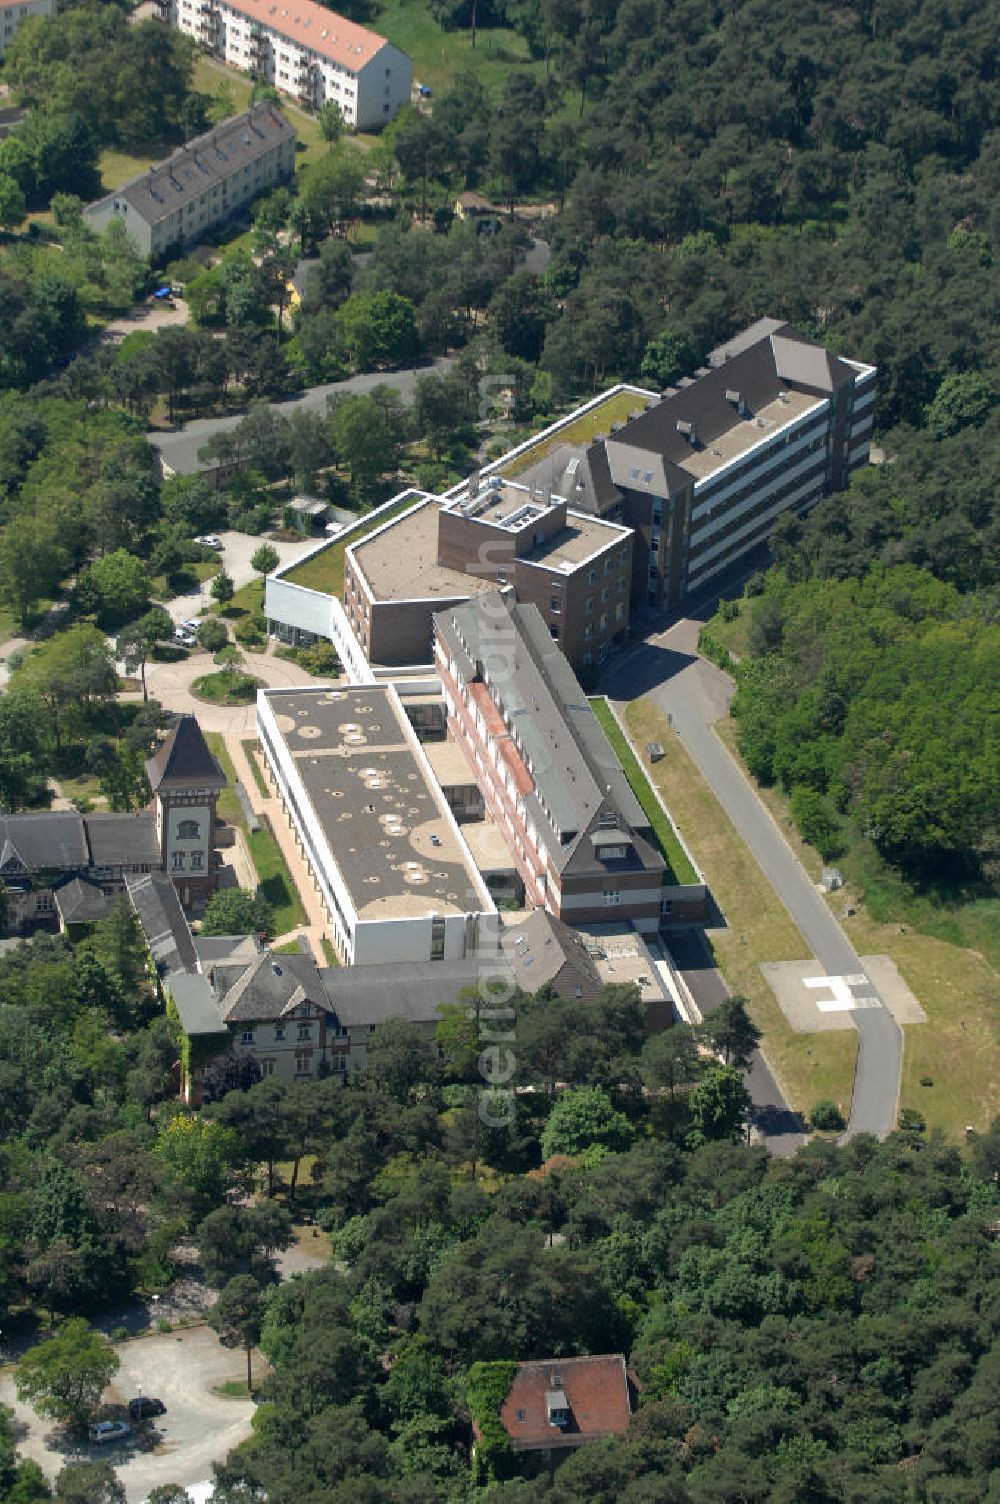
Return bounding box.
[170,0,411,129]
[0,0,54,58]
[257,687,494,966]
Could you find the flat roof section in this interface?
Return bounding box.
[262,686,488,919]
[350,500,496,603]
[523,510,629,570]
[422,738,480,788]
[461,819,517,875]
[677,388,823,482]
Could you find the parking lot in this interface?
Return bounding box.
[0,1325,259,1503]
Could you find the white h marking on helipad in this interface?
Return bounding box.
[804,974,877,1012]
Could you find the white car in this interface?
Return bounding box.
[195,535,223,550]
[179,618,202,634]
[89,1420,131,1445]
[174,627,197,648]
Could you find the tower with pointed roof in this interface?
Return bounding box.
[145,716,227,910]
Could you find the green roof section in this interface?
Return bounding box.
[281,495,425,598]
[502,388,652,479]
[589,696,699,886]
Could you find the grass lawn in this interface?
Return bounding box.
[714,719,1000,1137]
[191,669,261,705]
[207,733,308,934]
[274,937,307,953]
[590,697,697,885]
[503,389,653,478]
[283,497,420,596]
[241,738,270,799]
[192,55,328,168]
[213,1381,252,1400]
[321,937,339,966]
[98,142,173,192]
[372,0,544,98]
[625,698,859,1118]
[704,599,754,660]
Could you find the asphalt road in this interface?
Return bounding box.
[612,617,902,1141]
[665,926,808,1156]
[148,357,454,478]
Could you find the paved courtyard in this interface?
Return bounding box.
[761,956,927,1033]
[0,1325,258,1504]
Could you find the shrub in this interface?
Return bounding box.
[197,618,228,652]
[233,617,265,647]
[789,785,845,860]
[810,1099,846,1132]
[298,640,340,676]
[156,1317,172,1333]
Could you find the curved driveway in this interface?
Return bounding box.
[612,617,902,1140]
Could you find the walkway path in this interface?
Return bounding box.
[135,640,316,733]
[612,618,902,1140]
[226,732,332,969]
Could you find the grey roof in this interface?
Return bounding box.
[319,958,494,1027]
[258,686,487,919]
[0,812,88,873]
[194,934,262,966]
[84,813,160,867]
[501,911,603,1003]
[166,971,228,1037]
[126,870,198,977]
[86,104,296,229]
[52,877,112,925]
[706,317,786,367]
[216,950,332,1024]
[604,323,857,495]
[146,716,226,793]
[435,594,659,879]
[513,442,621,519]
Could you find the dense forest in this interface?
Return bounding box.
[0,925,998,1503]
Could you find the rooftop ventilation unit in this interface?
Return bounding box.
[725,389,741,405]
[675,419,693,436]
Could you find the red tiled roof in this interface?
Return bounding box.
[230,0,390,72]
[500,1354,632,1451]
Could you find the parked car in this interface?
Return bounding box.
[418,84,433,97]
[179,618,202,634]
[174,627,197,648]
[128,1396,166,1422]
[194,534,223,550]
[89,1420,131,1445]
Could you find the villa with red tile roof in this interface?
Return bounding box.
[499,1354,634,1454]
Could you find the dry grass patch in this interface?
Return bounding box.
[625,699,858,1117]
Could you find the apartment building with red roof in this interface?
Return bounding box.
[161,0,411,129]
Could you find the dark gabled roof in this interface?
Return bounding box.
[145,717,226,794]
[194,934,262,967]
[604,322,858,495]
[500,1354,632,1451]
[87,104,296,229]
[319,957,492,1027]
[52,876,112,925]
[435,593,660,878]
[0,812,89,873]
[217,951,332,1024]
[83,813,160,867]
[125,870,198,977]
[513,441,622,519]
[500,910,603,1003]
